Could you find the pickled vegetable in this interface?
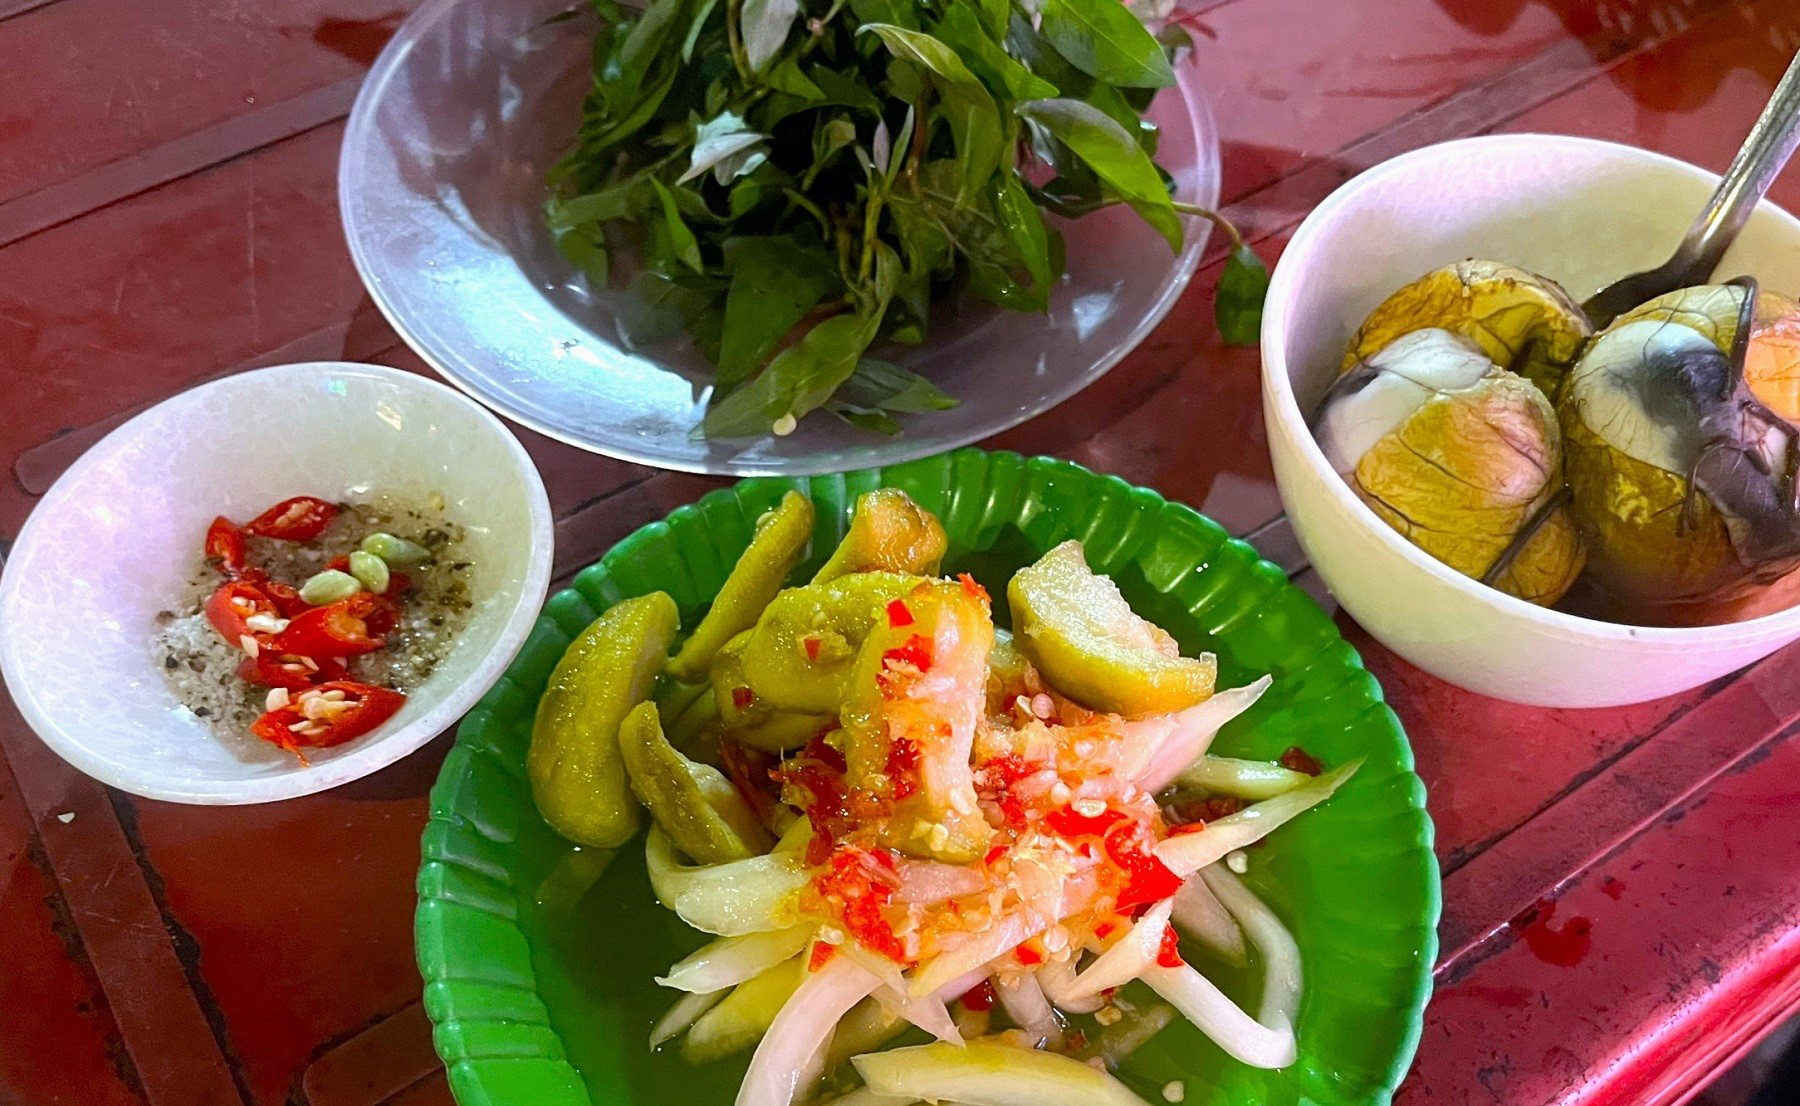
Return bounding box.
[668,491,815,682]
[619,701,770,863]
[1008,541,1215,716]
[812,488,948,584]
[528,592,678,847]
[682,955,807,1062]
[710,630,832,752]
[841,579,994,863]
[736,571,920,713]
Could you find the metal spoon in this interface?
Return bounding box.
[1583,50,1800,329]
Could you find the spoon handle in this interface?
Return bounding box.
[1682,49,1800,278]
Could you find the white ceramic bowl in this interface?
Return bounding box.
[1262,134,1800,708]
[0,363,553,802]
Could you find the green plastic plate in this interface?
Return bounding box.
[418,449,1440,1106]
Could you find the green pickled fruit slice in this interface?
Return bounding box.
[737,571,921,714]
[618,701,770,864]
[1008,541,1216,717]
[528,592,679,848]
[709,631,830,752]
[812,488,948,584]
[682,954,807,1062]
[667,491,815,682]
[842,578,995,864]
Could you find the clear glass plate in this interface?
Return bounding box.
[339,0,1221,475]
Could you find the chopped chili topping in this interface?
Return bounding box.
[885,736,921,800]
[1156,924,1184,968]
[1014,943,1045,967]
[730,685,755,710]
[812,847,906,962]
[808,942,838,972]
[1045,802,1128,839]
[1280,745,1325,776]
[885,598,914,627]
[957,573,989,602]
[961,980,997,1011]
[1105,821,1184,911]
[983,844,1010,866]
[802,634,822,662]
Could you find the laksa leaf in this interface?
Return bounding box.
[740,0,800,72]
[649,178,704,273]
[934,4,1059,102]
[1216,242,1270,347]
[717,236,841,386]
[679,112,769,186]
[859,24,1005,202]
[1038,0,1176,89]
[1017,97,1183,253]
[701,245,898,438]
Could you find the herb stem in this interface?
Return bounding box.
[724,0,751,81]
[1172,201,1245,252]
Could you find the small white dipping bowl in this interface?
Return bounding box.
[0,363,553,802]
[1263,134,1800,708]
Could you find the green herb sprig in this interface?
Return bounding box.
[548,0,1265,438]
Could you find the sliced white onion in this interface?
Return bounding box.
[911,906,1052,997]
[1171,875,1247,966]
[819,1090,917,1106]
[1094,1003,1176,1068]
[1201,866,1302,1029]
[738,953,882,1106]
[1037,955,1104,1015]
[1064,897,1174,1003]
[657,926,815,994]
[1130,676,1273,792]
[854,1040,1153,1106]
[1154,759,1361,878]
[893,859,990,905]
[649,988,725,1048]
[825,998,908,1070]
[995,971,1063,1049]
[1174,755,1313,800]
[1141,962,1296,1069]
[647,827,811,936]
[840,945,964,1045]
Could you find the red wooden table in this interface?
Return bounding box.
[2,2,1798,1104]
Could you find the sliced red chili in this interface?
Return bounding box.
[1014,943,1044,967]
[204,516,247,576]
[880,636,933,680]
[274,594,389,657]
[885,598,913,627]
[1156,924,1184,968]
[960,980,997,1012]
[802,634,822,662]
[812,847,906,962]
[1046,803,1129,839]
[983,844,1009,866]
[204,580,280,646]
[244,496,338,541]
[957,573,988,602]
[236,651,348,690]
[249,681,405,752]
[1106,821,1184,911]
[885,736,921,800]
[238,568,309,618]
[808,942,838,972]
[730,686,755,710]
